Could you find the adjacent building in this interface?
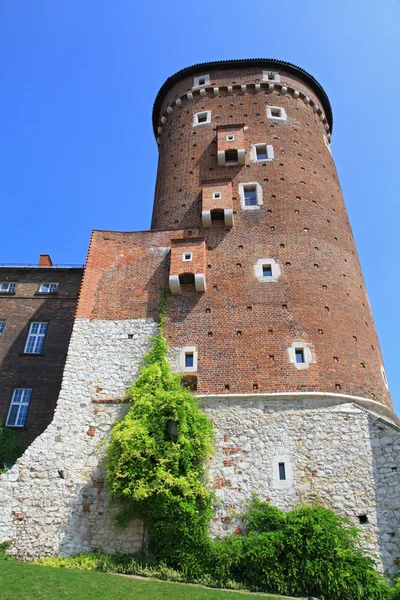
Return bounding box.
[0,254,83,438]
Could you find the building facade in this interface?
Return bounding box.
[0,60,399,577]
[0,255,83,442]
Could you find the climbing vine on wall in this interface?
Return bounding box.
[105,293,215,570]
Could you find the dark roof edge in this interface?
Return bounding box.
[152,58,333,137]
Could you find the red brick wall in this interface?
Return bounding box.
[76,64,392,410]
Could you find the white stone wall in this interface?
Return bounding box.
[0,317,157,558]
[202,396,400,577]
[0,316,398,577]
[371,419,400,578]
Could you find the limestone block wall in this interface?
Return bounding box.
[202,396,400,577]
[0,317,157,558]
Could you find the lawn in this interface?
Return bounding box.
[0,560,303,600]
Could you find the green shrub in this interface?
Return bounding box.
[0,423,32,472]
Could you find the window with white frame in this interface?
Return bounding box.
[39,283,58,293]
[0,282,16,293]
[213,191,222,200]
[178,346,198,372]
[251,143,274,162]
[6,388,32,427]
[254,258,281,282]
[183,252,192,262]
[0,320,5,336]
[24,322,48,354]
[193,74,210,88]
[287,341,313,370]
[239,182,263,210]
[193,111,211,126]
[226,134,235,141]
[262,71,280,82]
[266,106,287,121]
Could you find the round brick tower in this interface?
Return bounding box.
[152,59,394,414]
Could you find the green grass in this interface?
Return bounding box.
[0,560,302,600]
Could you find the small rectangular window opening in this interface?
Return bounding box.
[213,192,222,200]
[197,112,208,123]
[0,282,16,293]
[183,252,192,261]
[39,283,58,293]
[279,462,286,480]
[262,264,272,277]
[244,186,257,206]
[198,77,206,85]
[185,352,194,368]
[256,145,268,160]
[271,108,282,117]
[295,348,305,364]
[226,134,235,141]
[225,149,238,164]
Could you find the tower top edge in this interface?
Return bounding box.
[152,58,333,137]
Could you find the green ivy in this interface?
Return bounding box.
[105,292,214,571]
[105,295,392,598]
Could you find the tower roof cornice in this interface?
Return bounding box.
[152,58,333,137]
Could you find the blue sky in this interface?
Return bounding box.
[1,0,399,413]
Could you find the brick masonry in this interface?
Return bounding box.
[0,267,83,437]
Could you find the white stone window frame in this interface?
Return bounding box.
[213,191,222,200]
[238,182,263,211]
[24,322,48,354]
[182,252,192,262]
[0,282,16,293]
[381,365,389,390]
[251,143,275,163]
[226,134,235,142]
[254,258,281,282]
[39,282,58,293]
[179,346,198,372]
[272,454,293,489]
[193,74,210,88]
[6,388,32,427]
[266,106,287,121]
[288,341,313,370]
[262,70,280,82]
[324,134,332,155]
[193,111,211,126]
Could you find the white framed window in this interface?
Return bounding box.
[266,106,287,121]
[239,182,263,210]
[288,341,313,370]
[262,71,280,82]
[0,320,5,336]
[193,111,211,126]
[324,134,332,155]
[193,74,210,88]
[381,365,389,390]
[39,283,58,293]
[0,282,16,293]
[183,252,192,262]
[6,388,32,427]
[213,191,222,200]
[254,258,281,282]
[24,322,48,354]
[251,143,274,162]
[179,346,198,372]
[226,134,235,141]
[272,454,293,489]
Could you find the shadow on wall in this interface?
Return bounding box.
[369,417,400,579]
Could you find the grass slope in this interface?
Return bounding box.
[0,561,301,600]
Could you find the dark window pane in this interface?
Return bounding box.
[225,149,238,163]
[185,353,194,367]
[244,188,257,206]
[279,462,286,480]
[262,264,272,277]
[295,349,304,363]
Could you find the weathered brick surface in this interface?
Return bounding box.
[0,267,83,436]
[75,64,391,409]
